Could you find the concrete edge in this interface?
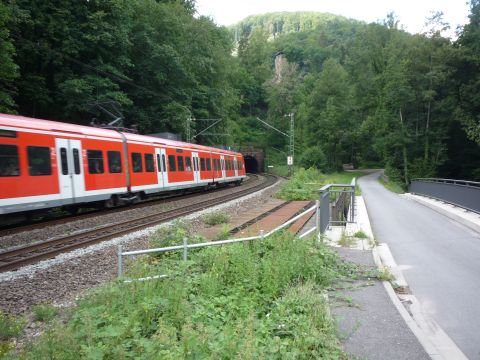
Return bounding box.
[360,194,468,360]
[403,193,480,234]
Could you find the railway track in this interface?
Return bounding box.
[0,174,259,237]
[0,174,278,272]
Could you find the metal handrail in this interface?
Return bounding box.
[413,178,480,188]
[118,204,318,278]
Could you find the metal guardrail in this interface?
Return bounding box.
[118,203,318,279]
[118,178,357,280]
[410,178,480,214]
[318,178,356,233]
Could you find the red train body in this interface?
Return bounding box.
[0,113,246,215]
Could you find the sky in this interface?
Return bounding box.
[195,0,471,36]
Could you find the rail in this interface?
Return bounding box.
[318,178,356,233]
[410,178,480,214]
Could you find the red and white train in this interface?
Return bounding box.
[0,113,246,216]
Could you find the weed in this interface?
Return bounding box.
[215,224,231,240]
[32,304,58,322]
[377,267,394,282]
[203,211,230,226]
[0,311,24,341]
[338,232,356,247]
[14,227,356,358]
[353,230,368,239]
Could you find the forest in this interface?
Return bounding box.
[1,0,480,182]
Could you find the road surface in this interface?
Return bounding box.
[359,171,480,359]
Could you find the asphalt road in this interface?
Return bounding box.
[359,171,480,359]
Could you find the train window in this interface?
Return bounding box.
[162,154,166,172]
[145,154,154,172]
[60,148,68,175]
[28,146,52,176]
[156,154,162,172]
[131,152,143,173]
[108,151,122,173]
[193,157,197,172]
[176,149,183,153]
[168,155,176,171]
[206,158,211,171]
[186,156,192,171]
[0,144,20,177]
[200,158,205,171]
[177,156,184,171]
[73,149,81,174]
[0,130,17,138]
[87,150,104,174]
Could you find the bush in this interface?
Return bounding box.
[203,212,230,226]
[32,304,58,322]
[299,146,327,171]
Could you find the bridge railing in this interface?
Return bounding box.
[410,178,480,214]
[318,178,356,234]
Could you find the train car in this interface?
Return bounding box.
[0,113,246,216]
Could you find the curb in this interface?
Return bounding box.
[358,193,468,360]
[403,193,480,234]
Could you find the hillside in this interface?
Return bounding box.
[231,11,358,41]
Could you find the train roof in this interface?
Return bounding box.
[0,113,123,140]
[0,113,241,156]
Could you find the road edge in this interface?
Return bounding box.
[361,195,469,360]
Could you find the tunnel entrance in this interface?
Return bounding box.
[240,147,265,173]
[244,155,259,173]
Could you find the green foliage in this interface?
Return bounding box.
[353,230,368,239]
[0,311,24,357]
[215,224,231,241]
[15,230,351,358]
[299,146,327,171]
[203,211,230,226]
[379,175,406,194]
[0,311,24,341]
[32,304,58,322]
[276,168,361,200]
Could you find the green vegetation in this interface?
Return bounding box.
[379,176,406,194]
[203,211,230,226]
[5,227,363,359]
[277,168,362,200]
[338,232,356,247]
[0,311,24,357]
[32,304,58,323]
[1,2,480,178]
[215,224,232,240]
[353,230,369,239]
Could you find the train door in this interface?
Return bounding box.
[233,157,238,177]
[192,152,200,183]
[220,155,226,179]
[55,138,85,202]
[155,148,168,188]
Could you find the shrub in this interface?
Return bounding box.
[32,304,58,322]
[203,212,229,226]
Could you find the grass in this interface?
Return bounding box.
[353,230,368,239]
[6,224,360,359]
[203,211,230,226]
[379,175,406,194]
[215,224,231,240]
[32,304,58,322]
[0,311,24,357]
[276,168,364,201]
[338,232,356,247]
